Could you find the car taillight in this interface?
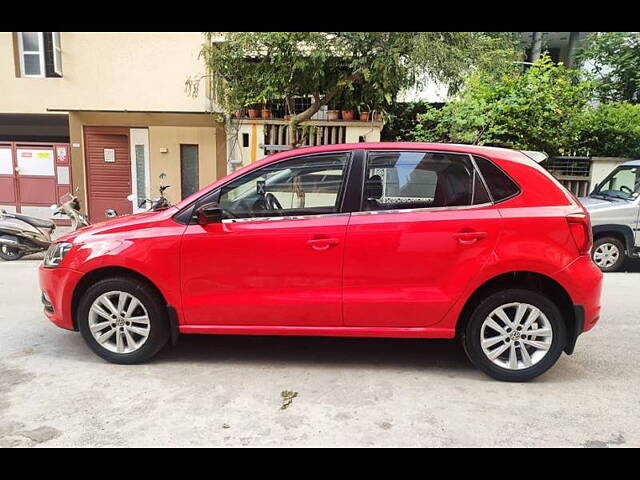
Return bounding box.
[566,213,593,255]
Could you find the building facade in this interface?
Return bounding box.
[0,32,226,223]
[1,32,383,223]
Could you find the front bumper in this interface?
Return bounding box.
[38,265,83,331]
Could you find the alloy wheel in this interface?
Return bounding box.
[480,302,553,370]
[88,291,151,354]
[593,242,620,269]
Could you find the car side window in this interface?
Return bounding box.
[362,151,490,211]
[217,154,349,219]
[473,156,520,202]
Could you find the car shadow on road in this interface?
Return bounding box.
[154,334,478,377]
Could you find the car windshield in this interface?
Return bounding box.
[593,166,640,200]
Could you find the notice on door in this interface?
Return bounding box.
[104,149,115,163]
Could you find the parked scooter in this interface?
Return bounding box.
[105,173,172,218]
[0,188,89,261]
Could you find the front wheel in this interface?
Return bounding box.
[77,276,169,364]
[0,245,24,261]
[462,289,566,382]
[592,236,625,272]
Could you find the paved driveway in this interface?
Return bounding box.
[0,259,638,447]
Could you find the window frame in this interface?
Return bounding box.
[472,154,522,204]
[52,32,62,76]
[174,151,357,225]
[357,149,495,214]
[17,32,45,78]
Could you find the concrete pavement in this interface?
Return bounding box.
[0,259,638,447]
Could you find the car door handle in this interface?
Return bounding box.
[453,231,487,244]
[307,238,339,251]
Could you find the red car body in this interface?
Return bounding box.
[39,142,602,370]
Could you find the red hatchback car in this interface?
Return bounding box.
[39,143,602,381]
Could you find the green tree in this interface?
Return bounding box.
[193,32,521,147]
[411,55,594,155]
[576,102,640,157]
[576,32,640,103]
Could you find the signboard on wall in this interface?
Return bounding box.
[16,149,55,176]
[104,149,115,163]
[56,146,68,163]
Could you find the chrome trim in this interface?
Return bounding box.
[221,212,351,223]
[468,153,495,204]
[351,202,494,216]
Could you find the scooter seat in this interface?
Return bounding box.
[12,214,55,229]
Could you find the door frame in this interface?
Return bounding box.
[129,128,151,214]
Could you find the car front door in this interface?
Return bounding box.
[342,150,503,328]
[180,152,352,327]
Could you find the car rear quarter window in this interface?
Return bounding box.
[474,156,520,202]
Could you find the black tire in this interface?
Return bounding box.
[0,245,24,261]
[77,276,169,364]
[592,236,625,272]
[462,289,566,382]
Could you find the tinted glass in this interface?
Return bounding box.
[363,151,488,210]
[218,154,348,218]
[180,145,199,200]
[474,156,520,202]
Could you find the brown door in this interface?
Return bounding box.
[84,127,132,223]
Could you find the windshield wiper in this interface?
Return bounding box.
[590,193,615,201]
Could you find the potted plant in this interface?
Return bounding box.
[326,97,340,121]
[233,108,246,119]
[341,108,355,121]
[340,89,355,121]
[358,103,371,121]
[261,100,272,119]
[247,104,260,119]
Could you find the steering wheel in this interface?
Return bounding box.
[264,193,282,210]
[620,185,633,195]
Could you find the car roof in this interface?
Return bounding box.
[173,142,530,210]
[620,159,640,167]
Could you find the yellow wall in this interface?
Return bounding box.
[149,126,225,204]
[0,32,212,114]
[68,111,226,213]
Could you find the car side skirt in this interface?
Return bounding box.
[179,325,456,339]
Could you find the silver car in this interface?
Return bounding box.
[580,159,640,272]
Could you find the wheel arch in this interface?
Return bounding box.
[456,271,577,354]
[592,224,634,255]
[71,266,170,332]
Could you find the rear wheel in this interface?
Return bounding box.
[0,245,24,261]
[77,276,169,364]
[592,236,625,272]
[462,289,566,382]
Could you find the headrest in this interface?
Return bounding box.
[366,175,383,199]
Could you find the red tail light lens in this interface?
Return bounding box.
[566,213,593,255]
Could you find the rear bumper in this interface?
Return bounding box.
[556,255,603,353]
[38,265,83,331]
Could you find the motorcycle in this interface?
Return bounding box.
[105,173,172,218]
[0,188,89,261]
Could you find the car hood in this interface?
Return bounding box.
[579,195,628,212]
[56,208,178,244]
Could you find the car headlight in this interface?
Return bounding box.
[43,242,72,268]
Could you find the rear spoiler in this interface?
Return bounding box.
[521,151,549,163]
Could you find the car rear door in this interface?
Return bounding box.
[342,150,503,327]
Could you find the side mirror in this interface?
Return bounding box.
[196,202,223,225]
[105,209,118,218]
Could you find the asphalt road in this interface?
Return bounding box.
[0,259,638,447]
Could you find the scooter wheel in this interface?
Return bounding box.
[0,245,25,261]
